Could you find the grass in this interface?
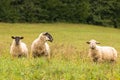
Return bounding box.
[0,23,120,80]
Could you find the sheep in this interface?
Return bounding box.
[31,32,53,59]
[86,39,117,62]
[10,36,28,57]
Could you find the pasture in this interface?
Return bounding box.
[0,23,120,80]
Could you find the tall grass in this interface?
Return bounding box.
[0,23,120,80]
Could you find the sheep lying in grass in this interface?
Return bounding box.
[10,36,28,57]
[86,39,117,62]
[31,32,53,59]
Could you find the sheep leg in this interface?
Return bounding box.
[43,52,51,62]
[11,54,18,57]
[93,57,103,63]
[110,58,116,63]
[32,52,38,58]
[97,57,103,63]
[93,57,98,62]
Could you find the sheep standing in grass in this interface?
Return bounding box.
[10,36,28,57]
[86,39,117,62]
[31,32,53,59]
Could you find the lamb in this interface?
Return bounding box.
[10,36,28,57]
[31,32,53,59]
[86,39,117,62]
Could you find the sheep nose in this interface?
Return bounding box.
[49,38,53,42]
[91,47,95,49]
[91,46,95,49]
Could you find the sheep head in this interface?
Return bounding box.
[11,36,24,45]
[40,32,53,42]
[86,39,100,49]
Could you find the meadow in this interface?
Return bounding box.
[0,23,120,80]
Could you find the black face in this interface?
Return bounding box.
[11,36,24,45]
[44,32,53,42]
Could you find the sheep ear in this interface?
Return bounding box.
[20,37,24,39]
[86,42,90,44]
[44,32,49,35]
[96,42,100,44]
[11,36,15,39]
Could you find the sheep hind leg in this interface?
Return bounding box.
[32,52,39,58]
[110,59,116,64]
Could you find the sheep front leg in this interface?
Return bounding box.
[92,57,103,63]
[97,57,103,63]
[44,51,50,62]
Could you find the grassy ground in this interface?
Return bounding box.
[0,23,120,80]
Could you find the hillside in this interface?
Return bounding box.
[0,23,120,80]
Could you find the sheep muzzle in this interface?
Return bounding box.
[48,36,53,42]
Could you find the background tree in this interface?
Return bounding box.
[88,0,120,28]
[0,0,119,28]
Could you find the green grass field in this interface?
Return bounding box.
[0,23,120,80]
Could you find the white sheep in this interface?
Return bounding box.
[86,39,117,62]
[10,36,28,57]
[31,32,53,59]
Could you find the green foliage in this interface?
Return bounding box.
[0,0,90,23]
[88,0,120,28]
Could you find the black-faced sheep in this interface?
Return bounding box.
[86,39,117,62]
[10,36,28,57]
[31,32,53,58]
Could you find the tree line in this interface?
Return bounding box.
[0,0,120,28]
